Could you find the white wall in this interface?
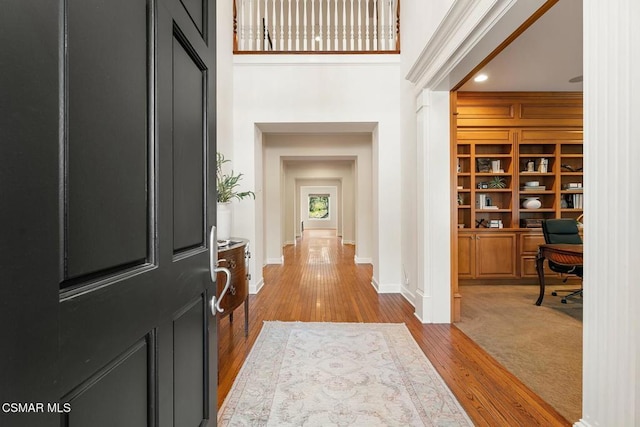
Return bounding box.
[398,0,455,306]
[233,55,402,293]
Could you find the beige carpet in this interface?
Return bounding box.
[219,322,473,426]
[455,284,582,423]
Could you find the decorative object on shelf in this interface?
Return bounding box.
[476,158,491,172]
[561,164,583,172]
[537,158,549,173]
[488,176,506,188]
[526,160,535,172]
[217,152,255,240]
[491,159,502,173]
[522,197,542,209]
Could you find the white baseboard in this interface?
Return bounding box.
[370,278,401,294]
[400,285,416,307]
[573,420,591,427]
[283,240,294,246]
[342,240,355,245]
[265,256,283,265]
[354,256,372,264]
[249,277,264,294]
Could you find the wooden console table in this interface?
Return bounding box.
[535,243,583,306]
[217,238,249,336]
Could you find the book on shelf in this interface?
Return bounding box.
[520,186,546,191]
[564,193,584,208]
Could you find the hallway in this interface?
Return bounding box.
[217,230,570,426]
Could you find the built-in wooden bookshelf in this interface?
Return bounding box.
[454,92,583,281]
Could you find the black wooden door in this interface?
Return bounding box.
[1,0,218,426]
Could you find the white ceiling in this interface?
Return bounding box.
[459,0,583,92]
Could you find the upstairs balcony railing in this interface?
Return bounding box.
[233,0,400,53]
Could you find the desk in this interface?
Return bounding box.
[535,243,583,306]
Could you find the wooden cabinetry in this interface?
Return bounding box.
[458,231,517,279]
[217,239,249,336]
[455,93,583,284]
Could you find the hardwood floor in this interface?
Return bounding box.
[217,229,570,426]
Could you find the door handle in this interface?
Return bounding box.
[209,226,232,316]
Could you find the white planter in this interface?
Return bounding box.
[217,202,232,240]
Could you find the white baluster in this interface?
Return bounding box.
[280,0,286,50]
[333,0,338,50]
[387,0,393,50]
[380,0,385,50]
[303,0,308,50]
[310,0,315,51]
[261,0,266,50]
[365,0,369,51]
[342,0,347,50]
[318,0,323,50]
[270,0,275,50]
[239,0,245,50]
[357,0,362,51]
[249,0,254,50]
[326,0,331,50]
[287,0,292,51]
[296,0,300,51]
[372,0,378,50]
[349,0,354,51]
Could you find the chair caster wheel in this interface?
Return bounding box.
[561,299,568,304]
[552,292,558,296]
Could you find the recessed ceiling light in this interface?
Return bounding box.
[474,74,488,83]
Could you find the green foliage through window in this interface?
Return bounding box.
[308,195,329,219]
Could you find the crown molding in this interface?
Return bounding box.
[405,0,519,90]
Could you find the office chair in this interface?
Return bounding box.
[541,219,583,303]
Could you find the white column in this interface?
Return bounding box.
[579,1,640,426]
[414,89,451,323]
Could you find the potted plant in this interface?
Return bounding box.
[216,152,255,240]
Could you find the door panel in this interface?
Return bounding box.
[63,337,152,427]
[173,33,206,253]
[66,0,150,280]
[180,0,206,35]
[174,297,207,425]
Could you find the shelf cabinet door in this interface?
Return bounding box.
[475,233,517,277]
[457,234,475,278]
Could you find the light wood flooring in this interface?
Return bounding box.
[217,229,570,426]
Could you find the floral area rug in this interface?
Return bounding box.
[218,322,473,426]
